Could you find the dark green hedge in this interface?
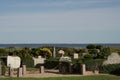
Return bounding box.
[99,64,120,76]
[21,56,34,68]
[59,62,70,74]
[83,59,104,71]
[72,62,81,73]
[44,59,59,69]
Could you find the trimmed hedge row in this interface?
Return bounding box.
[21,56,34,68]
[99,64,120,76]
[59,62,70,73]
[83,59,104,71]
[44,59,59,69]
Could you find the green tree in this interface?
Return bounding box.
[30,48,40,57]
[88,49,98,58]
[96,45,103,51]
[0,48,8,56]
[84,54,93,60]
[86,44,96,49]
[18,47,31,58]
[40,48,52,58]
[98,47,111,59]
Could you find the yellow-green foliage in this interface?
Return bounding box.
[40,48,52,57]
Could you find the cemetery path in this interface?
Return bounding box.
[22,70,82,78]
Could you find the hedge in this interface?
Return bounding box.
[99,64,120,76]
[83,59,104,71]
[72,62,82,73]
[44,58,59,69]
[59,62,70,74]
[21,56,34,68]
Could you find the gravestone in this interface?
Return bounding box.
[59,56,72,62]
[74,53,79,59]
[33,56,45,67]
[7,56,21,68]
[103,53,120,65]
[58,50,65,57]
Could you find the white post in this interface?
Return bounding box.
[0,61,1,76]
[81,64,86,75]
[40,66,44,74]
[22,65,26,75]
[17,68,22,77]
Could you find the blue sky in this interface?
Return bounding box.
[0,0,120,44]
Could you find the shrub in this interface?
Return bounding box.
[21,56,34,68]
[59,62,70,74]
[44,59,59,69]
[1,65,6,75]
[86,44,96,49]
[72,62,81,73]
[99,64,120,76]
[83,59,104,71]
[84,54,93,60]
[72,58,82,63]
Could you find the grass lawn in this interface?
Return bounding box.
[0,75,120,80]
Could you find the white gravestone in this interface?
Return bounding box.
[59,56,72,62]
[74,53,79,59]
[7,56,21,68]
[33,56,46,66]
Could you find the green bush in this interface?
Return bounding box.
[44,59,59,69]
[84,54,93,60]
[21,56,34,68]
[83,59,104,71]
[72,62,81,73]
[72,58,82,63]
[86,44,96,49]
[1,65,6,75]
[99,64,120,76]
[60,62,70,74]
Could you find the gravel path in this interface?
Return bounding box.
[23,70,82,78]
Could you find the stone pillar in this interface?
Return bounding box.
[17,68,22,77]
[0,61,1,76]
[69,63,72,74]
[9,67,14,77]
[81,64,86,75]
[22,65,26,75]
[39,66,44,73]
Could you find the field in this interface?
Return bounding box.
[0,75,120,80]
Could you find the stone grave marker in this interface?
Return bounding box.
[74,53,79,59]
